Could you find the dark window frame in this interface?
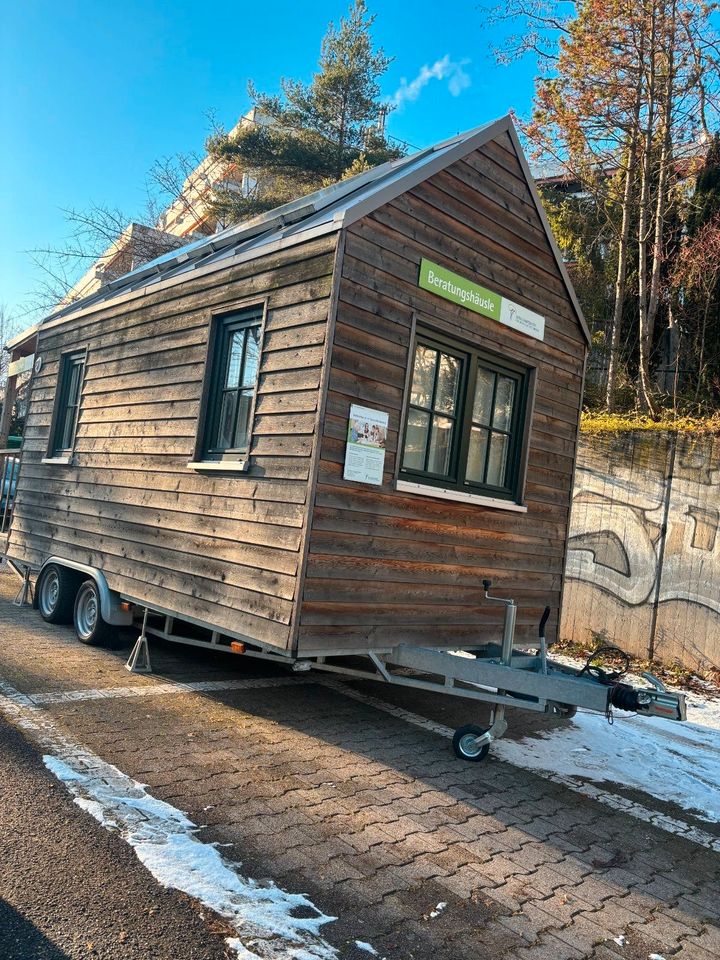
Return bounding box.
[399,326,533,502]
[48,349,87,459]
[195,303,266,464]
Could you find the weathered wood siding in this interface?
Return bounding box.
[8,233,338,651]
[298,132,586,655]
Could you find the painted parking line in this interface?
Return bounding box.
[317,678,720,853]
[0,678,339,960]
[28,676,314,705]
[17,669,720,853]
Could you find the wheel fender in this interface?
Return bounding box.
[37,557,134,626]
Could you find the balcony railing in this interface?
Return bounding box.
[0,449,21,534]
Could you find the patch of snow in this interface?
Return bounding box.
[613,934,626,946]
[318,677,720,849]
[428,902,447,919]
[0,680,337,960]
[493,697,720,823]
[44,755,337,959]
[648,954,666,960]
[354,941,378,955]
[226,940,264,959]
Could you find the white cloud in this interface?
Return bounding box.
[391,55,472,110]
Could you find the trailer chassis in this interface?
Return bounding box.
[17,559,687,762]
[138,580,686,762]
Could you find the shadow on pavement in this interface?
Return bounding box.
[0,900,71,960]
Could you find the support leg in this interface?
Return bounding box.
[12,566,33,607]
[126,608,152,674]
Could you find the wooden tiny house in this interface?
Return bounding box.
[5,116,589,658]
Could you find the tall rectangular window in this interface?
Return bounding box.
[402,342,465,479]
[202,309,262,461]
[401,329,530,501]
[50,351,86,458]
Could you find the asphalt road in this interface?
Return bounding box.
[0,714,234,960]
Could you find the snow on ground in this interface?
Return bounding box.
[0,678,337,960]
[353,942,378,956]
[494,665,720,824]
[43,753,338,960]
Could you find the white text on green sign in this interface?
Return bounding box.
[418,258,545,341]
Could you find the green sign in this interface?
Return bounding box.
[418,258,545,341]
[419,258,501,319]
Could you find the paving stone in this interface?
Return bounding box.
[394,856,452,883]
[509,931,585,960]
[542,856,594,885]
[496,911,544,944]
[506,842,564,871]
[483,876,535,914]
[587,895,650,929]
[436,863,484,900]
[525,891,587,927]
[684,921,720,953]
[675,893,720,924]
[1,571,719,960]
[671,934,720,960]
[552,912,615,954]
[627,911,703,951]
[555,874,624,907]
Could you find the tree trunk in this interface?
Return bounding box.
[637,2,658,415]
[606,129,639,411]
[646,1,676,404]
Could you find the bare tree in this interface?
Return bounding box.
[0,305,21,393]
[483,0,720,414]
[26,139,224,315]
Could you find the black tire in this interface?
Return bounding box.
[73,579,115,646]
[452,724,490,762]
[554,703,578,718]
[36,564,79,624]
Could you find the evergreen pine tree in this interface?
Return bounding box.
[207,0,402,223]
[687,134,720,236]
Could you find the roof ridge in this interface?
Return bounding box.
[40,114,589,347]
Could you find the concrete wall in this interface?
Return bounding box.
[561,431,720,671]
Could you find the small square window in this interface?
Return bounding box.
[400,329,531,501]
[200,308,263,461]
[49,350,86,458]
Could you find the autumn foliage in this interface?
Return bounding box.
[484,0,720,415]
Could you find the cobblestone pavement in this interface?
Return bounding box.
[1,567,719,960]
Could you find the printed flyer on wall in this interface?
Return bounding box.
[343,404,389,486]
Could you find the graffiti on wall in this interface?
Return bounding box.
[562,432,720,669]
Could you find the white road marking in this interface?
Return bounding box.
[13,668,720,852]
[317,678,720,853]
[0,678,337,960]
[28,676,313,704]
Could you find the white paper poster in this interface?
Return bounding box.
[343,404,389,486]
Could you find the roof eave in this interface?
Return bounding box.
[339,115,513,231]
[338,113,591,350]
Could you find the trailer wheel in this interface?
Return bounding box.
[452,724,490,762]
[73,579,114,646]
[555,703,578,719]
[37,564,78,625]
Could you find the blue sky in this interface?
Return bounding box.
[0,1,538,324]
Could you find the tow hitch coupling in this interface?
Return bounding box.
[609,672,687,721]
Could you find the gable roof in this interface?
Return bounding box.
[41,116,590,345]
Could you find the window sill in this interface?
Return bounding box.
[186,460,249,474]
[396,478,528,513]
[41,456,73,466]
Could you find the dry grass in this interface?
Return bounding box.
[581,411,720,435]
[553,634,720,695]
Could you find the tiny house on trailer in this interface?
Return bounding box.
[4,116,686,757]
